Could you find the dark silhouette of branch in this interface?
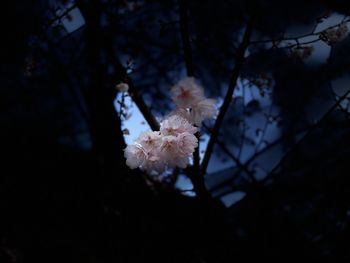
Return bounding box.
[47,4,78,27]
[261,87,350,184]
[179,0,194,77]
[250,18,350,48]
[103,29,160,132]
[254,103,274,154]
[202,123,256,182]
[89,4,162,133]
[76,0,126,174]
[211,84,350,190]
[201,22,253,176]
[217,140,256,182]
[178,0,207,198]
[237,82,247,160]
[127,80,160,131]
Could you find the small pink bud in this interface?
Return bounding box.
[116,82,129,92]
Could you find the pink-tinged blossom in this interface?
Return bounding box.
[116,82,129,92]
[124,143,147,169]
[159,135,190,168]
[170,77,216,126]
[320,23,348,44]
[124,141,166,174]
[140,153,167,174]
[124,131,163,173]
[160,115,197,136]
[159,135,178,157]
[171,156,189,169]
[124,77,216,174]
[169,100,216,126]
[177,132,198,156]
[189,98,217,126]
[167,108,192,123]
[136,131,162,150]
[171,77,205,108]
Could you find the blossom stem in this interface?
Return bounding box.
[104,44,160,131]
[201,22,253,176]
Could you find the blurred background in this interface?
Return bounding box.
[1,0,350,262]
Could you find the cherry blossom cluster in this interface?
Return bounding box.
[124,77,216,174]
[170,77,216,126]
[288,45,314,59]
[320,23,348,44]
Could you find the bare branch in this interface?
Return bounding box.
[178,0,207,198]
[261,86,350,184]
[202,123,256,182]
[104,40,160,131]
[201,22,253,176]
[179,0,194,76]
[250,18,350,48]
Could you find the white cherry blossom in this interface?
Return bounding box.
[124,143,147,169]
[136,131,162,150]
[160,115,197,136]
[177,132,198,156]
[159,135,190,168]
[124,77,216,175]
[140,153,167,174]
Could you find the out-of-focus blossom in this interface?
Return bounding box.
[189,98,216,126]
[170,77,217,126]
[288,45,314,59]
[171,77,204,108]
[116,82,129,92]
[320,23,348,44]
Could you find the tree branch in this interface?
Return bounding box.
[261,87,350,184]
[127,80,160,131]
[201,22,253,176]
[249,18,350,48]
[178,0,207,198]
[202,123,256,182]
[103,35,160,132]
[178,0,194,76]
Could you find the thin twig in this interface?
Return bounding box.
[254,103,273,154]
[104,45,160,131]
[249,18,350,45]
[47,4,78,27]
[178,0,205,197]
[202,123,256,182]
[201,22,253,176]
[237,81,246,160]
[261,87,350,184]
[179,0,194,76]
